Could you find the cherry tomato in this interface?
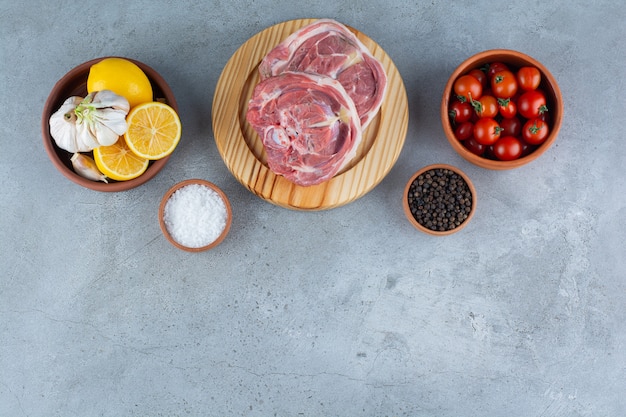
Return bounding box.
[500,116,523,137]
[491,70,518,99]
[486,62,509,79]
[464,136,485,156]
[454,74,483,102]
[517,90,548,119]
[493,136,523,161]
[537,110,551,125]
[454,121,474,141]
[468,68,488,88]
[473,95,498,118]
[497,97,517,118]
[473,117,502,145]
[516,66,541,91]
[449,100,473,124]
[484,145,497,160]
[520,139,537,157]
[522,118,550,145]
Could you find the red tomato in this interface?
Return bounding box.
[468,68,488,88]
[487,62,509,79]
[484,145,497,160]
[473,95,498,118]
[500,117,523,137]
[491,70,518,98]
[473,117,502,145]
[517,90,548,119]
[537,110,551,125]
[449,100,473,124]
[454,74,483,102]
[464,136,485,156]
[493,136,523,161]
[516,66,541,91]
[454,121,474,141]
[497,98,517,118]
[522,118,550,145]
[520,139,537,157]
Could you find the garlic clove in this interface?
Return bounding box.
[74,121,101,152]
[90,90,130,113]
[92,122,121,147]
[70,153,108,183]
[95,107,129,135]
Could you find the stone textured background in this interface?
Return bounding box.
[1,0,624,415]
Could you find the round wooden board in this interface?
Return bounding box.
[212,18,409,210]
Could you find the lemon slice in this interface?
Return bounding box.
[93,139,149,181]
[124,102,181,160]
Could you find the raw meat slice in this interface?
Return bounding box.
[258,19,387,129]
[246,71,362,187]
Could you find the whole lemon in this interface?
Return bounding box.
[87,57,153,108]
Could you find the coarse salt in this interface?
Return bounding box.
[163,184,228,248]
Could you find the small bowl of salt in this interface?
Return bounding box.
[159,179,232,252]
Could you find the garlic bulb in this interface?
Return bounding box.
[49,90,130,153]
[70,153,108,183]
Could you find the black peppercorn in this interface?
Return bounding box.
[406,168,473,232]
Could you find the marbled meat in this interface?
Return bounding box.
[246,71,362,187]
[258,19,387,130]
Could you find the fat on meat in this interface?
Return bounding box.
[258,19,387,129]
[246,71,362,187]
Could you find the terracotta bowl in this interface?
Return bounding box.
[41,56,178,191]
[441,49,563,170]
[158,179,233,252]
[403,164,477,236]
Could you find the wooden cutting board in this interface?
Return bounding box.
[212,18,409,210]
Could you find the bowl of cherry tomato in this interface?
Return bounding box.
[441,49,563,169]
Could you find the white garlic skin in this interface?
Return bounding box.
[49,96,86,153]
[49,90,130,153]
[78,91,130,146]
[70,153,108,183]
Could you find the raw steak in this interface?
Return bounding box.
[246,71,362,186]
[259,19,387,129]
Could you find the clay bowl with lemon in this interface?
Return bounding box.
[42,57,181,191]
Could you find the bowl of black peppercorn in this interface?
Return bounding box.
[403,164,477,235]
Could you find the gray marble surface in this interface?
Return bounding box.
[1,1,625,416]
